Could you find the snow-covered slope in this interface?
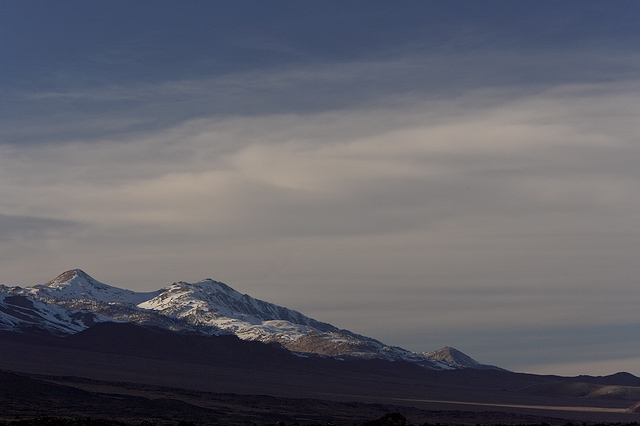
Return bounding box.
[0,269,497,370]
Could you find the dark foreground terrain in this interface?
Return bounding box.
[2,324,640,426]
[0,369,577,426]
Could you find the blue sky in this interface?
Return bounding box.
[1,1,640,376]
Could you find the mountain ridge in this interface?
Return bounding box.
[0,269,500,371]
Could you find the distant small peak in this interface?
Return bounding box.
[441,346,463,356]
[425,346,480,367]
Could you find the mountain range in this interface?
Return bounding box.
[0,269,498,371]
[4,269,640,425]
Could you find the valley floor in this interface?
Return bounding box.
[2,330,640,425]
[0,372,598,426]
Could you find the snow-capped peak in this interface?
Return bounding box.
[43,269,103,288]
[139,278,338,331]
[34,269,160,305]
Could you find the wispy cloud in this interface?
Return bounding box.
[5,47,639,145]
[0,213,81,243]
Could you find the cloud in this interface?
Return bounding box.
[0,213,81,243]
[1,78,637,276]
[4,46,639,146]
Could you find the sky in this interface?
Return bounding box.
[1,1,639,376]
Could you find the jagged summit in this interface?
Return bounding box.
[0,269,502,371]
